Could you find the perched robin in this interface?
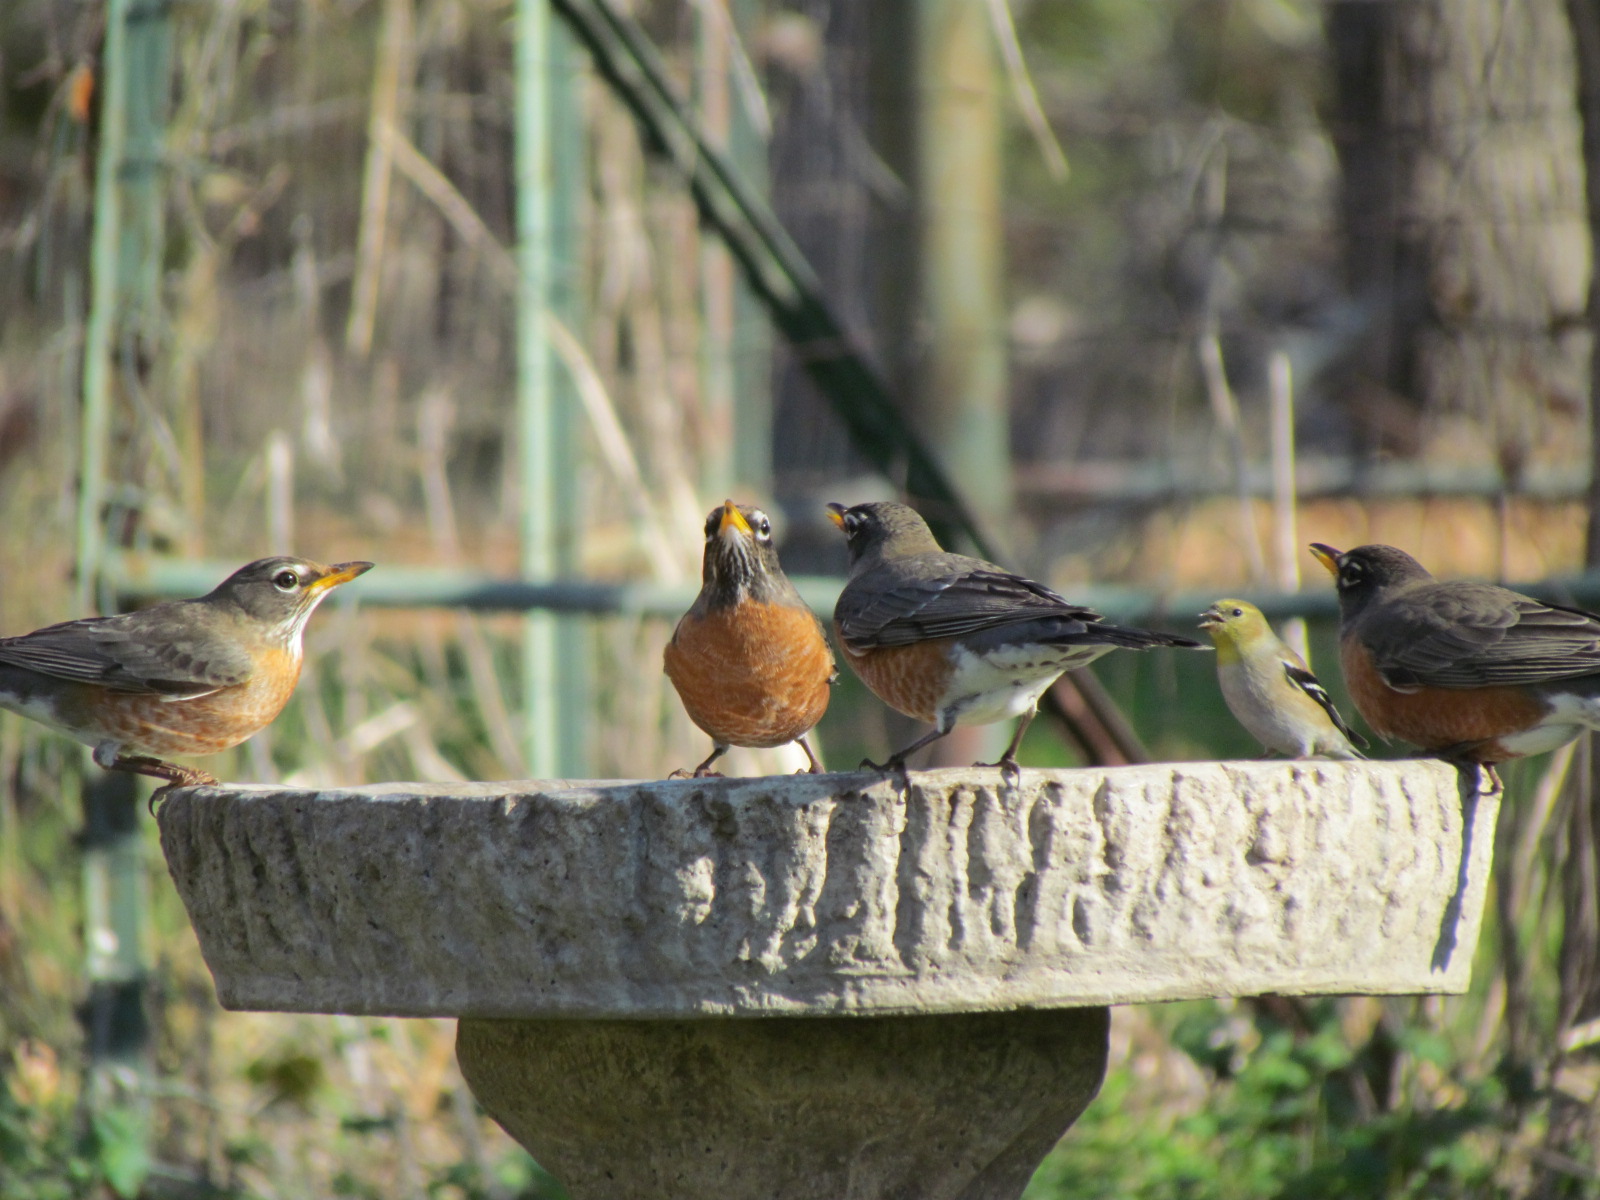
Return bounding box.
[664,500,836,777]
[827,501,1204,777]
[1199,598,1365,760]
[0,556,372,804]
[1311,542,1600,778]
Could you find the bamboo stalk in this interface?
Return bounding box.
[1199,329,1268,586]
[347,0,412,358]
[982,0,1067,180]
[1268,350,1307,661]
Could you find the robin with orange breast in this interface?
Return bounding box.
[0,556,372,806]
[664,501,835,777]
[1311,542,1600,784]
[828,501,1204,778]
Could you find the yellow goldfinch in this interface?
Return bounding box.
[1199,599,1366,760]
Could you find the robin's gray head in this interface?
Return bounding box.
[826,501,943,572]
[208,557,373,642]
[1310,543,1433,619]
[697,500,792,604]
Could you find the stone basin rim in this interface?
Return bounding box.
[158,758,1465,800]
[156,760,1493,1021]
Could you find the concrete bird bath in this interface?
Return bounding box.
[157,760,1493,1200]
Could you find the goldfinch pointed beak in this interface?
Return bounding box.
[1309,544,1342,577]
[1198,605,1223,629]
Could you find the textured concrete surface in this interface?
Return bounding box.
[456,1007,1110,1200]
[157,760,1493,1018]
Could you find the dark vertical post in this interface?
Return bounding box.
[80,772,151,1101]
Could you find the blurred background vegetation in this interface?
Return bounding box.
[2,0,1600,1195]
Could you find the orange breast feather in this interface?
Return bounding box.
[836,633,954,725]
[88,644,303,757]
[1340,636,1546,760]
[666,600,833,748]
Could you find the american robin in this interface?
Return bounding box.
[1311,542,1600,778]
[827,500,1204,777]
[664,500,836,777]
[0,556,372,804]
[1199,598,1365,759]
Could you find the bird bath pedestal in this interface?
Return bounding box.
[158,761,1492,1200]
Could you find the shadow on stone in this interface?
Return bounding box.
[1431,767,1483,973]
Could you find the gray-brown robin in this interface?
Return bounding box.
[1312,542,1600,781]
[828,501,1204,777]
[664,501,835,777]
[0,556,372,803]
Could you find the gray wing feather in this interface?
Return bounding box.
[1368,584,1600,689]
[0,605,255,695]
[836,559,1097,650]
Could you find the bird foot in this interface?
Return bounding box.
[975,757,1023,789]
[667,767,726,780]
[1472,763,1504,797]
[1430,748,1503,797]
[144,766,220,816]
[860,756,911,787]
[149,783,177,817]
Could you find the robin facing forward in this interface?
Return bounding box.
[0,557,371,800]
[1199,598,1364,760]
[1311,542,1600,773]
[828,501,1204,777]
[664,501,835,777]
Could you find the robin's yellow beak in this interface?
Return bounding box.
[1309,544,1342,578]
[717,500,753,539]
[307,561,374,595]
[825,502,848,529]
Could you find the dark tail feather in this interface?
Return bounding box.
[1084,622,1206,651]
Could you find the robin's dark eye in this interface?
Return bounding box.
[756,515,771,539]
[273,569,301,591]
[1342,563,1363,584]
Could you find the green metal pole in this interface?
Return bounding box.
[78,0,130,612]
[548,16,589,776]
[78,1,170,1168]
[516,0,565,777]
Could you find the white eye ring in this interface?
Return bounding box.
[273,569,301,592]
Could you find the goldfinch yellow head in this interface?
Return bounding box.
[1198,599,1271,659]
